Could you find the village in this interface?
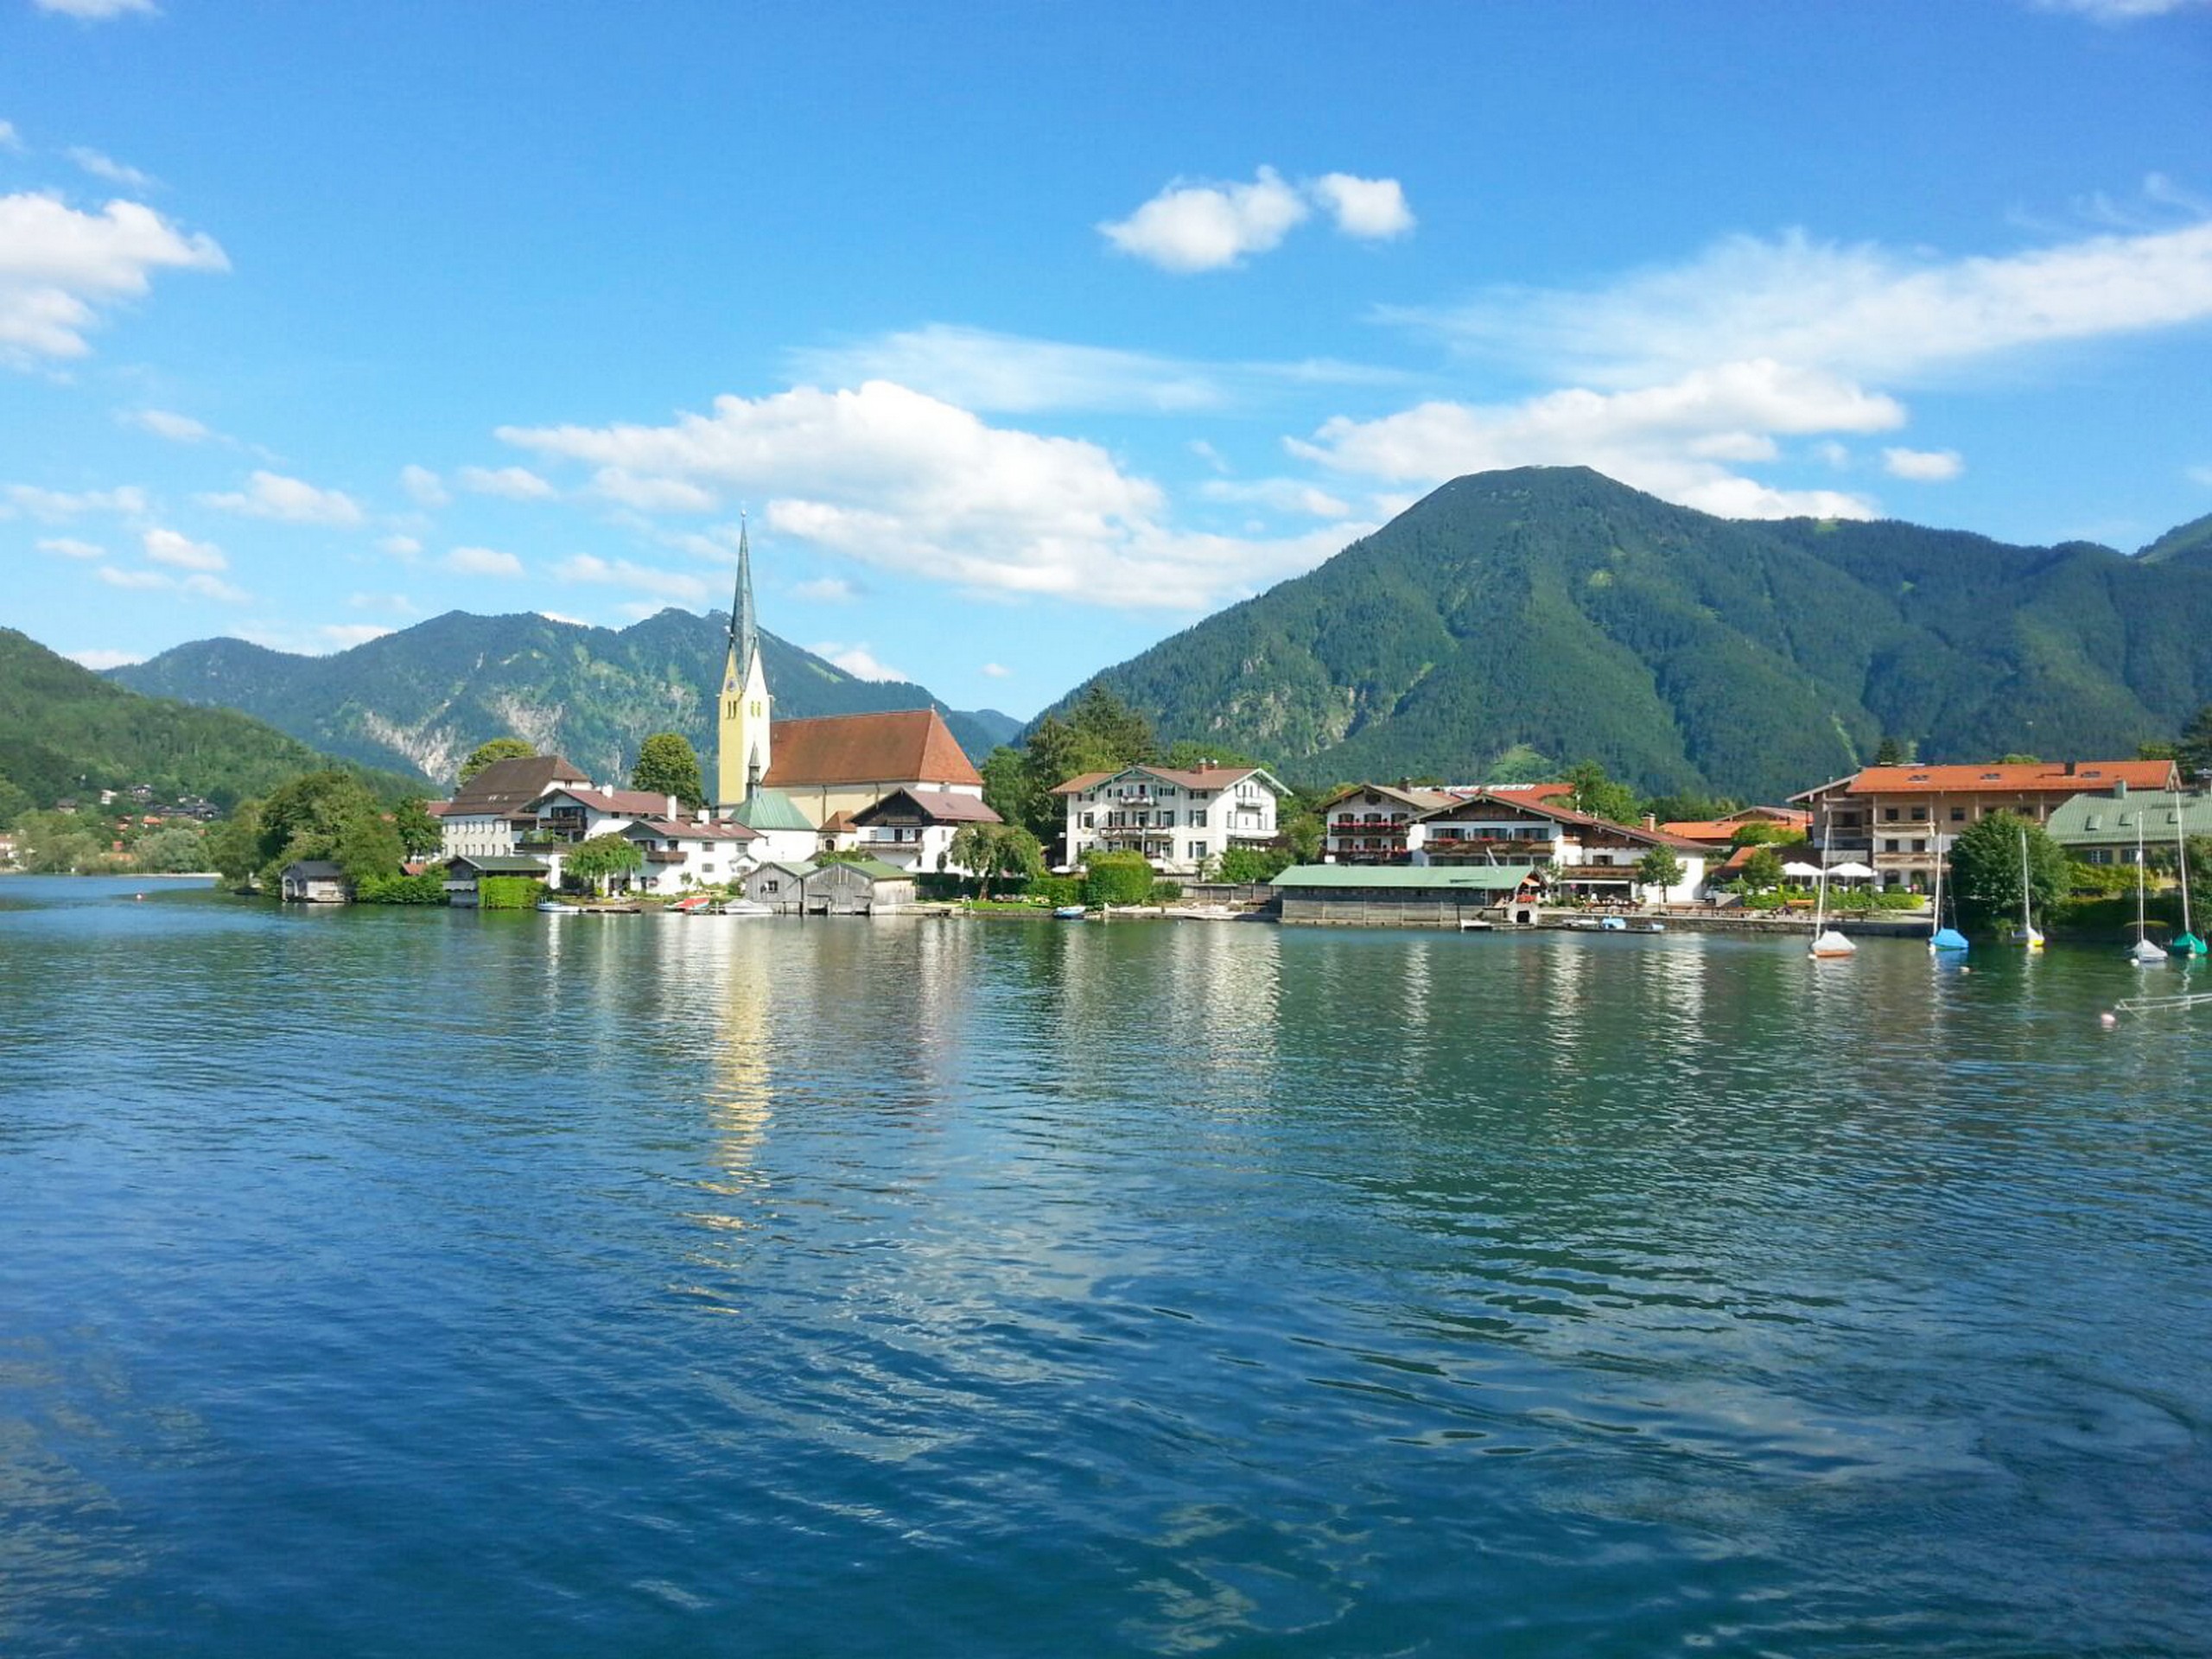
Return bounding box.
[254,535,2205,938]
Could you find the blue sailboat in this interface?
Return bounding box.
[1929,834,1968,954]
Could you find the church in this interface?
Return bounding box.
[714,524,995,867]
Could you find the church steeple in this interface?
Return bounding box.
[715,515,772,808]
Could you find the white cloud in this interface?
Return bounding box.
[456,463,555,500]
[446,545,523,578]
[94,564,169,589]
[37,536,104,559]
[0,122,22,154]
[980,661,1012,679]
[399,463,449,507]
[1099,167,1310,273]
[2034,0,2208,18]
[143,525,224,570]
[808,641,909,683]
[379,533,423,559]
[500,378,1363,609]
[791,322,1402,416]
[0,193,226,365]
[1291,359,1897,518]
[346,591,415,613]
[1882,446,1964,481]
[34,0,159,16]
[200,469,363,525]
[182,571,248,602]
[1311,174,1416,240]
[121,407,210,443]
[6,482,148,518]
[2190,464,2212,488]
[1402,220,2212,389]
[791,575,855,601]
[552,553,709,603]
[67,147,153,190]
[1198,477,1353,518]
[588,467,717,512]
[66,646,138,669]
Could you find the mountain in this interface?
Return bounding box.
[111,609,1020,787]
[1042,467,2212,802]
[2137,511,2212,568]
[0,627,418,810]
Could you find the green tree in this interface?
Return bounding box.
[1872,735,1911,766]
[130,823,209,873]
[207,802,264,887]
[1730,820,1796,847]
[1637,844,1686,899]
[14,810,104,874]
[949,822,1046,898]
[1217,844,1293,884]
[1998,753,2043,766]
[2179,705,2212,785]
[1281,810,1324,863]
[2186,834,2212,931]
[1082,850,1156,908]
[631,733,706,810]
[981,745,1046,840]
[563,833,644,895]
[255,770,388,887]
[1159,740,1256,772]
[458,737,535,785]
[1566,760,1641,827]
[0,772,30,832]
[2139,740,2178,762]
[1067,683,1154,767]
[1738,846,1784,892]
[393,796,444,859]
[333,807,406,887]
[1947,810,2069,932]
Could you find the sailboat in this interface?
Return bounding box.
[1929,831,1969,953]
[2011,823,2044,951]
[2128,805,2168,964]
[1808,858,1855,957]
[2170,795,2205,958]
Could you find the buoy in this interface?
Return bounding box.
[2100,1011,2119,1028]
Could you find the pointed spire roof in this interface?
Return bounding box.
[728,515,758,679]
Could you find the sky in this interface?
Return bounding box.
[3,0,2209,717]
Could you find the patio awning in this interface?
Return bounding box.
[1827,861,1878,879]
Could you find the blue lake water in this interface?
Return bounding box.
[3,874,2209,1656]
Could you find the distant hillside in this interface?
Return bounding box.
[112,609,1021,786]
[1042,467,2212,801]
[0,627,417,810]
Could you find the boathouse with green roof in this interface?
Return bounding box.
[1272,863,1543,928]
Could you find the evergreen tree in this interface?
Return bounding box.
[1068,683,1154,766]
[458,737,535,785]
[1873,735,1910,766]
[2178,705,2212,785]
[631,733,705,810]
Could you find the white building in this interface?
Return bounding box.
[848,786,1004,874]
[1054,762,1286,877]
[435,753,592,861]
[1408,789,1709,904]
[619,817,759,896]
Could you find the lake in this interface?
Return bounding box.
[3,875,2208,1656]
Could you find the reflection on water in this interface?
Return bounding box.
[1,878,2209,1657]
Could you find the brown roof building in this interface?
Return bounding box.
[762,709,985,826]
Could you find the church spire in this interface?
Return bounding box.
[729,513,758,682]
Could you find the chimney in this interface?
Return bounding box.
[1643,813,1657,830]
[2064,760,2076,776]
[2113,779,2128,799]
[667,795,679,817]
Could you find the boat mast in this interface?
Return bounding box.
[2178,796,2194,943]
[2019,824,2031,932]
[2138,809,2149,944]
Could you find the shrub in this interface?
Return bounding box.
[1083,851,1155,908]
[1147,880,1184,903]
[478,874,543,910]
[355,871,448,906]
[1032,874,1084,906]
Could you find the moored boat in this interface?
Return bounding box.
[1052,905,1088,919]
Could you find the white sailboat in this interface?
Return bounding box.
[1808,858,1854,957]
[1929,830,1968,953]
[2011,823,2044,951]
[2128,806,2168,963]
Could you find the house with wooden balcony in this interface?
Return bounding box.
[1794,759,2179,890]
[1054,761,1287,875]
[1409,790,1709,903]
[1321,781,1575,864]
[847,786,1003,875]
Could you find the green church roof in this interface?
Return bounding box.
[728,786,816,833]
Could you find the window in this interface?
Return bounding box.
[1189,842,1206,861]
[1910,808,1929,822]
[1885,838,1900,852]
[1912,839,1928,853]
[1949,807,1966,823]
[1192,809,1206,827]
[1885,808,1900,822]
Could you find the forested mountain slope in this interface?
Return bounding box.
[1046,467,2210,800]
[0,628,416,810]
[113,609,1020,786]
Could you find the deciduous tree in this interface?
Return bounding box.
[458,737,535,785]
[631,733,705,810]
[563,833,643,895]
[1637,845,1685,899]
[1947,810,2069,931]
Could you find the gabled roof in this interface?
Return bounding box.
[444,854,550,874]
[533,785,679,817]
[1051,762,1284,796]
[1416,790,1707,850]
[283,859,346,880]
[1840,760,2176,796]
[749,859,817,880]
[850,786,1003,826]
[624,817,757,842]
[805,855,910,882]
[1661,808,1810,842]
[2045,788,2212,843]
[445,753,593,815]
[1272,863,1536,891]
[728,785,817,833]
[765,709,982,790]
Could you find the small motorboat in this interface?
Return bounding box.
[1599,916,1627,931]
[1052,906,1088,920]
[718,899,773,918]
[537,899,579,913]
[1630,920,1667,934]
[1459,918,1494,931]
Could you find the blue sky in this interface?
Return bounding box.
[3,0,2209,716]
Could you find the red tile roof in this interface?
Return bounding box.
[764,709,982,790]
[1661,809,1810,842]
[1421,790,1709,850]
[851,787,1003,825]
[1842,760,2175,796]
[446,753,592,814]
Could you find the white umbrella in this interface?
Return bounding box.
[1782,861,1823,879]
[1827,861,1877,880]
